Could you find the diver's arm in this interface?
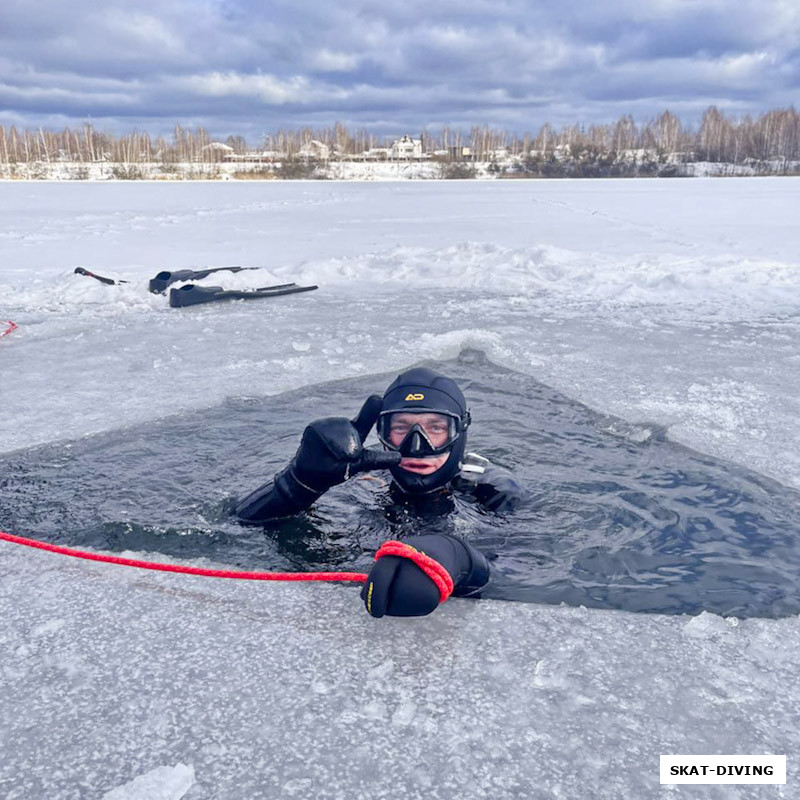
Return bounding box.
[234,465,324,522]
[361,534,490,617]
[235,396,400,524]
[454,454,526,512]
[473,465,526,512]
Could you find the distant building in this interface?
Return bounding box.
[391,135,423,160]
[199,142,235,162]
[297,140,330,160]
[223,150,283,163]
[362,147,391,160]
[447,145,473,161]
[488,147,510,161]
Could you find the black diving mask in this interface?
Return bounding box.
[377,410,467,457]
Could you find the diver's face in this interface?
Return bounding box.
[388,412,451,475]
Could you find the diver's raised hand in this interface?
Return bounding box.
[347,394,401,474]
[361,535,491,618]
[235,395,401,523]
[291,395,400,492]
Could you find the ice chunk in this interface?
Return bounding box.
[100,764,195,800]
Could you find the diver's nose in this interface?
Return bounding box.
[409,431,424,454]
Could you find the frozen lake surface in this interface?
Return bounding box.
[1,179,799,798]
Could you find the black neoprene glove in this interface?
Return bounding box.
[236,395,400,522]
[290,395,399,492]
[361,534,490,618]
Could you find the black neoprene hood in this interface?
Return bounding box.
[380,367,470,494]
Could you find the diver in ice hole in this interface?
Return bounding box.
[235,367,524,618]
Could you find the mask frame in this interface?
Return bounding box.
[377,409,470,457]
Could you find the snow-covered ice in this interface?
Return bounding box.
[2,543,797,800]
[1,178,799,797]
[2,179,799,488]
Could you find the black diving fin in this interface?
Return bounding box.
[169,282,318,308]
[149,266,260,294]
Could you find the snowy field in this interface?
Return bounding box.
[1,178,799,798]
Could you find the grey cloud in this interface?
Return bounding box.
[0,0,798,140]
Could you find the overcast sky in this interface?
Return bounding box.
[1,0,798,143]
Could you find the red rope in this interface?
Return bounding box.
[0,531,453,602]
[1,320,18,339]
[0,530,367,583]
[374,540,454,602]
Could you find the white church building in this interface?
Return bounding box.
[390,135,423,160]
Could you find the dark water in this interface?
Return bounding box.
[2,349,799,618]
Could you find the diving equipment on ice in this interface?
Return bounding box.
[149,266,260,294]
[74,267,129,285]
[169,282,318,308]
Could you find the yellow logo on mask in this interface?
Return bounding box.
[405,392,425,401]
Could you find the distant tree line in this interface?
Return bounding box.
[0,107,798,170]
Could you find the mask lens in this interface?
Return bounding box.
[379,412,458,454]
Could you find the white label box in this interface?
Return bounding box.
[660,755,786,784]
